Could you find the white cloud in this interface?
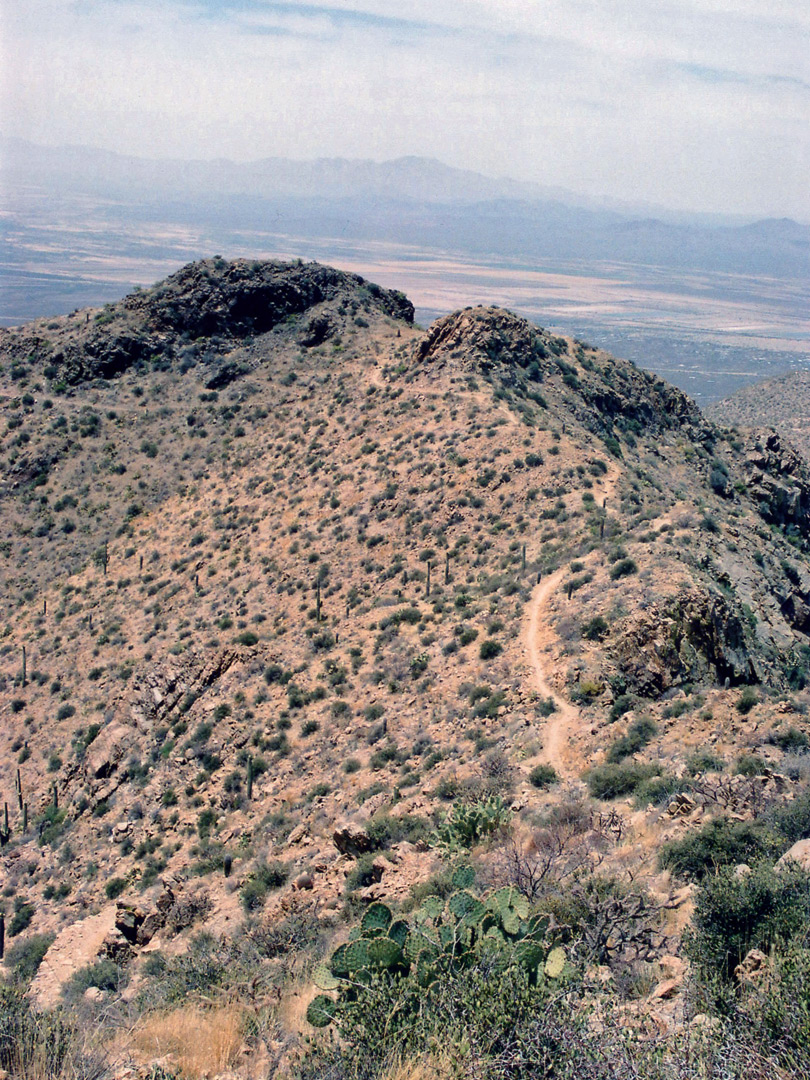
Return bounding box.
[1,0,808,217]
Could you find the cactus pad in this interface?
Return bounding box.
[451,865,475,890]
[448,890,477,919]
[368,937,402,969]
[306,994,336,1027]
[344,939,370,970]
[545,946,565,978]
[361,902,393,935]
[313,962,341,991]
[388,919,409,948]
[329,944,350,977]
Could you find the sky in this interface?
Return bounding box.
[1,0,809,218]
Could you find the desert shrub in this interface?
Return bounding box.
[633,772,683,806]
[8,898,35,937]
[583,617,609,639]
[64,958,127,1002]
[736,752,767,776]
[240,861,289,912]
[686,750,726,775]
[659,817,775,882]
[609,558,637,580]
[608,694,634,722]
[479,639,503,660]
[735,941,810,1070]
[767,725,809,751]
[767,786,810,847]
[0,985,104,1079]
[3,933,54,984]
[105,877,127,900]
[528,764,558,789]
[605,717,657,763]
[585,761,659,800]
[365,813,429,850]
[736,687,759,714]
[686,862,810,987]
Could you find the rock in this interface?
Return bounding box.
[667,793,697,817]
[733,863,752,877]
[650,978,681,1000]
[286,824,309,845]
[333,821,372,856]
[115,903,147,942]
[84,722,130,781]
[668,885,695,908]
[735,948,769,983]
[775,837,810,872]
[84,986,105,1003]
[29,906,119,1009]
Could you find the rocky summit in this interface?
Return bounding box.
[1,259,809,1080]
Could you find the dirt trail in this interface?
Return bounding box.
[524,470,620,779]
[525,568,582,779]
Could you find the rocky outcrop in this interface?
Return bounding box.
[744,429,810,535]
[609,587,753,696]
[1,259,414,386]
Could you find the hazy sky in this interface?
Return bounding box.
[2,0,808,217]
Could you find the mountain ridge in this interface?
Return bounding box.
[2,258,810,1078]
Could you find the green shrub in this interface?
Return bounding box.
[608,695,634,722]
[767,725,810,751]
[479,639,503,660]
[105,877,127,900]
[686,862,810,986]
[633,772,683,806]
[240,861,289,912]
[3,933,54,984]
[0,986,93,1077]
[609,558,637,580]
[585,761,659,800]
[659,817,775,881]
[686,750,726,775]
[528,764,558,789]
[8,898,35,937]
[736,752,767,776]
[64,958,127,1001]
[736,687,759,714]
[606,717,657,763]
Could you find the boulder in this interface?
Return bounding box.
[333,821,372,856]
[775,837,810,872]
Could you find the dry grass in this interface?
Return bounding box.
[130,1005,244,1078]
[378,1055,456,1080]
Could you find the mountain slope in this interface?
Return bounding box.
[2,259,810,1077]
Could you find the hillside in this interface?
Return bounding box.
[706,370,810,461]
[1,259,810,1080]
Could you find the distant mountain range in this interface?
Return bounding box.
[2,137,808,280]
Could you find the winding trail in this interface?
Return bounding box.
[525,568,581,779]
[524,470,621,779]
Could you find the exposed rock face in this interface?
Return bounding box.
[416,306,712,446]
[0,259,414,385]
[332,821,372,856]
[609,587,753,695]
[744,429,810,533]
[416,307,550,379]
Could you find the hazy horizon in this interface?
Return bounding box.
[2,1,808,220]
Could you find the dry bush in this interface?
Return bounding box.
[131,1004,243,1078]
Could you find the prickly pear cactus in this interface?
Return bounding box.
[306,877,567,1029]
